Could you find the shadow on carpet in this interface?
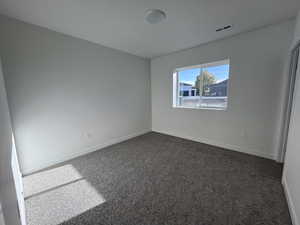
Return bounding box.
[24,132,291,225]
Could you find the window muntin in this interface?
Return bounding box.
[173,59,230,110]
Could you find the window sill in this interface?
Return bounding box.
[172,106,227,111]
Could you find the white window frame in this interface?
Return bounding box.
[173,59,230,110]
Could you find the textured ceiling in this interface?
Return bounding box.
[0,0,299,58]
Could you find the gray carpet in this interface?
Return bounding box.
[24,132,291,225]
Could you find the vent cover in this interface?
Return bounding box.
[216,25,232,32]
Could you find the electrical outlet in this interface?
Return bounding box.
[85,132,92,139]
[241,129,247,138]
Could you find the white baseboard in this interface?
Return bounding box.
[282,174,299,225]
[23,129,150,175]
[152,129,275,160]
[23,128,274,175]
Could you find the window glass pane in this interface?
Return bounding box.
[175,60,229,109]
[178,68,200,108]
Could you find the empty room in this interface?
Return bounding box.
[1,1,300,225]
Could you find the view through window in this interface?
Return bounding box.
[173,59,230,109]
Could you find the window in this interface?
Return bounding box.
[173,59,230,110]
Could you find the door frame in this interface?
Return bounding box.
[11,135,26,225]
[278,40,300,162]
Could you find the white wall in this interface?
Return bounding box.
[0,59,21,225]
[151,20,294,160]
[0,15,151,174]
[291,11,300,48]
[0,203,5,225]
[282,11,300,225]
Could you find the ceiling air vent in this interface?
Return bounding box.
[216,25,232,32]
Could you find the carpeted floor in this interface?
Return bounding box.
[24,132,291,225]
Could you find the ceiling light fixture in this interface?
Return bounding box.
[145,9,166,24]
